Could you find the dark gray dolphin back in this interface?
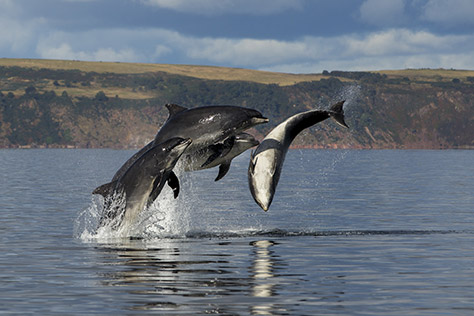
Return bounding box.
[112,141,154,181]
[154,104,267,146]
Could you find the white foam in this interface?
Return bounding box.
[74,163,199,242]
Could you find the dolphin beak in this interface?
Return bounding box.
[255,198,270,212]
[253,117,269,125]
[176,138,193,151]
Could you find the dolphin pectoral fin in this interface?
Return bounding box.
[92,180,117,197]
[328,100,349,128]
[167,171,180,198]
[215,161,231,181]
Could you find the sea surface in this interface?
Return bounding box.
[1,149,473,315]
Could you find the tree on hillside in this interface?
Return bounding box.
[94,91,108,102]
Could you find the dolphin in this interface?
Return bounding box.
[154,104,267,154]
[111,103,268,202]
[181,132,260,181]
[248,101,348,211]
[93,137,192,232]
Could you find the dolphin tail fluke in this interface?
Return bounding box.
[328,100,349,128]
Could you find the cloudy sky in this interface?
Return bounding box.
[1,0,474,73]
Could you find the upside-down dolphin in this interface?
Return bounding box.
[93,137,192,232]
[111,103,268,203]
[248,101,348,211]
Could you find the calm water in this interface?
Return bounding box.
[1,149,473,315]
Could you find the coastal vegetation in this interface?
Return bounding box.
[1,58,473,149]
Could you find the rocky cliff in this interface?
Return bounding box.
[1,59,473,149]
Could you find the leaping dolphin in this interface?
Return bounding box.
[154,104,267,154]
[93,137,192,232]
[248,101,348,211]
[111,104,268,203]
[182,132,260,181]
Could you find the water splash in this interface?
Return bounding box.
[73,195,103,241]
[333,84,361,110]
[74,159,208,242]
[139,165,193,239]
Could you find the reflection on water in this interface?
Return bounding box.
[251,240,278,315]
[93,239,285,314]
[2,149,474,315]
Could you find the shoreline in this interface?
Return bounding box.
[2,143,472,150]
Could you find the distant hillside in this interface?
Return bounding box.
[1,58,473,149]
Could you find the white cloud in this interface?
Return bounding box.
[359,0,407,26]
[0,1,34,52]
[33,26,474,73]
[37,42,139,62]
[0,13,45,54]
[344,29,467,56]
[421,0,474,25]
[35,27,169,62]
[184,37,316,66]
[141,0,304,15]
[181,28,474,71]
[154,44,173,59]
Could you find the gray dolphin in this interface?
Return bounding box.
[112,103,268,202]
[93,137,192,232]
[182,132,260,181]
[155,104,267,154]
[248,101,348,211]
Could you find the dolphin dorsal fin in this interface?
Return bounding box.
[165,103,188,118]
[92,180,117,197]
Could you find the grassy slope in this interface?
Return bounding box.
[3,58,474,85]
[0,58,326,86]
[377,69,474,82]
[4,58,474,102]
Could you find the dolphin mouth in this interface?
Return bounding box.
[256,199,269,212]
[253,117,270,124]
[182,138,193,146]
[176,138,193,151]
